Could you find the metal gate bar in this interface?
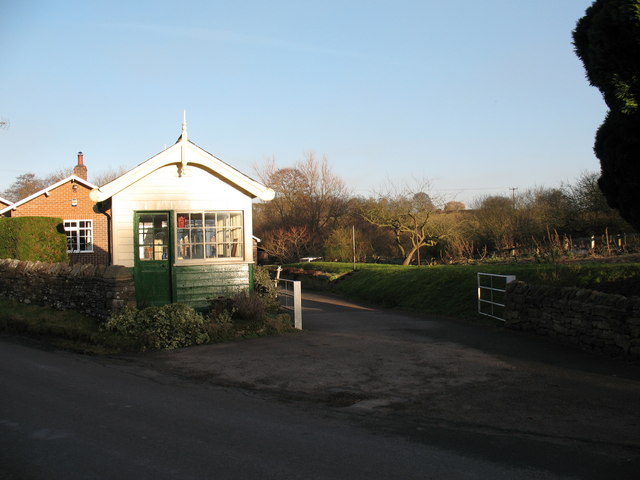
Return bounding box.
[277,278,302,330]
[477,273,516,322]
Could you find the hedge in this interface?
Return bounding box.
[0,217,69,263]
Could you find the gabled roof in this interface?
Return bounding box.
[0,196,12,207]
[0,175,98,215]
[90,126,275,202]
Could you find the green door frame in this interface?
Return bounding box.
[133,211,174,306]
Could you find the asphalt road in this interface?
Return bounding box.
[2,291,640,479]
[0,337,575,480]
[138,292,640,479]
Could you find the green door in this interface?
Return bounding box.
[134,212,172,306]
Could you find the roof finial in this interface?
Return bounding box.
[181,110,188,141]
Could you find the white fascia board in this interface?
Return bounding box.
[90,144,180,202]
[1,175,97,213]
[90,140,275,202]
[185,142,275,200]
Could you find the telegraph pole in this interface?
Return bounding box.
[509,187,518,208]
[352,225,356,270]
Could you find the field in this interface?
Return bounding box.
[286,260,640,319]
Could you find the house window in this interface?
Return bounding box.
[176,211,243,261]
[64,220,93,253]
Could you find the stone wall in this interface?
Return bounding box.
[0,258,135,320]
[505,281,640,358]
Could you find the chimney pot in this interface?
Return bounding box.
[74,151,87,180]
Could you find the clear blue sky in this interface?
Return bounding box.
[0,0,604,206]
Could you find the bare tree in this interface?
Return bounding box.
[91,165,130,187]
[2,168,74,202]
[254,152,349,256]
[444,201,465,212]
[45,168,74,185]
[261,226,312,264]
[561,171,631,235]
[362,179,445,265]
[471,195,516,252]
[2,173,43,202]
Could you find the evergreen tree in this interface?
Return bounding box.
[573,0,640,231]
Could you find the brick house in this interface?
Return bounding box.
[0,117,273,308]
[0,197,12,210]
[0,153,110,265]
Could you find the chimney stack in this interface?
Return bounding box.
[73,151,87,180]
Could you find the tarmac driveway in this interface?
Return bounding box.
[137,291,640,470]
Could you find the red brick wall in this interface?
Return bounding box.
[7,180,109,265]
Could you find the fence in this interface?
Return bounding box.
[477,273,516,321]
[571,233,640,255]
[276,277,303,330]
[493,232,640,258]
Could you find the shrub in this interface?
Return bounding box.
[206,288,295,338]
[0,217,68,262]
[253,265,280,312]
[222,291,268,335]
[208,296,236,318]
[103,303,210,351]
[232,291,267,322]
[206,308,236,342]
[263,313,295,334]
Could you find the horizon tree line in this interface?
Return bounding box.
[2,155,633,265]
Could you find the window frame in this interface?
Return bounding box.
[136,213,170,262]
[174,210,244,263]
[64,219,94,253]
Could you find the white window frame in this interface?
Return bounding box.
[64,219,94,253]
[175,211,244,263]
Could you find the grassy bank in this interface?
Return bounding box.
[287,261,640,318]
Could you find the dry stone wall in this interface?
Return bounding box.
[505,281,640,358]
[0,258,135,320]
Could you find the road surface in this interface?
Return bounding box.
[2,291,640,478]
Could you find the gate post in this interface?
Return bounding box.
[293,280,302,330]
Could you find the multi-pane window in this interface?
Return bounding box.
[176,211,243,261]
[64,220,93,253]
[137,214,169,261]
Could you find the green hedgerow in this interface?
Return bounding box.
[0,217,68,263]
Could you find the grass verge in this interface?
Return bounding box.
[0,298,135,354]
[286,261,640,318]
[0,298,297,354]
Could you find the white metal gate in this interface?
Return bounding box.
[276,277,303,330]
[477,273,516,321]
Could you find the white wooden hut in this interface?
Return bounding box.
[90,116,274,308]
